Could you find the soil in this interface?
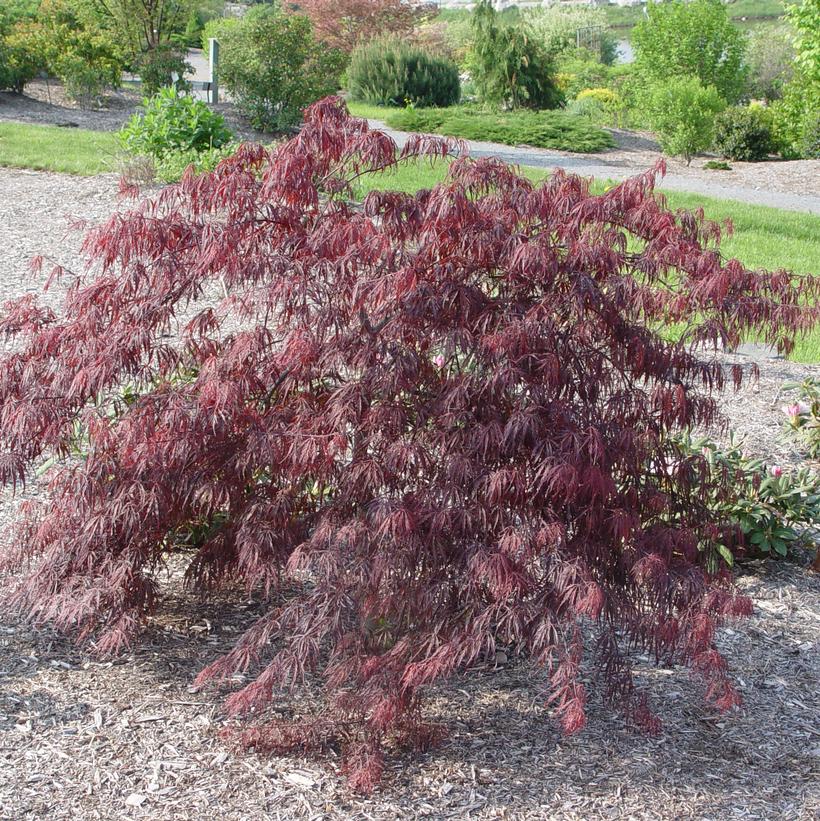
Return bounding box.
[0,164,819,820]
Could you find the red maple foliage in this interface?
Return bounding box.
[1,98,817,790]
[294,0,436,53]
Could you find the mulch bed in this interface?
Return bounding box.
[0,166,819,820]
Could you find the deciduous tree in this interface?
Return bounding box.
[1,98,817,791]
[296,0,435,54]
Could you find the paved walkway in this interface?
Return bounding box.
[369,119,820,215]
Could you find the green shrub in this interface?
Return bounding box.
[51,28,123,104]
[771,81,820,159]
[0,23,45,92]
[347,36,460,108]
[218,7,345,131]
[181,0,224,50]
[468,0,563,110]
[633,0,747,103]
[712,105,774,161]
[200,15,239,53]
[120,87,233,156]
[384,106,614,153]
[572,87,623,126]
[6,0,125,104]
[647,76,726,164]
[137,44,194,96]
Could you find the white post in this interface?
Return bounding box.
[208,38,219,105]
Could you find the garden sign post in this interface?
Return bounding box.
[209,38,219,105]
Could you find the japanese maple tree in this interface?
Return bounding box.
[296,0,435,53]
[1,98,817,791]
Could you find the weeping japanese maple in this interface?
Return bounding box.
[1,98,817,791]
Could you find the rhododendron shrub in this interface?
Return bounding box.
[1,98,817,791]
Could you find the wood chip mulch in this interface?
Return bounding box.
[0,167,819,821]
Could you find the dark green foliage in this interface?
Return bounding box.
[385,106,614,152]
[712,106,774,162]
[137,44,194,96]
[633,0,747,103]
[347,36,460,108]
[120,87,233,156]
[469,0,563,110]
[218,6,345,131]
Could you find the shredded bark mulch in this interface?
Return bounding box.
[0,167,818,821]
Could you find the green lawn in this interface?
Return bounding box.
[347,101,398,121]
[356,159,820,362]
[0,122,119,175]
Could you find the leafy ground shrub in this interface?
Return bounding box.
[647,76,726,164]
[50,29,123,104]
[677,434,820,562]
[469,0,563,110]
[120,87,233,156]
[2,97,817,791]
[347,37,460,108]
[781,378,820,458]
[218,6,345,131]
[385,106,614,152]
[152,141,239,182]
[633,0,747,103]
[713,105,774,162]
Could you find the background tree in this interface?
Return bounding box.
[632,0,747,103]
[469,0,563,110]
[296,0,436,54]
[217,6,344,130]
[85,0,195,54]
[2,97,817,792]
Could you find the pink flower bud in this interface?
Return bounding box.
[770,465,783,478]
[433,355,445,368]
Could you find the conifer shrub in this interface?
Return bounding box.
[385,106,614,152]
[1,97,818,792]
[347,36,460,108]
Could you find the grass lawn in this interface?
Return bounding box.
[356,159,820,362]
[347,101,398,122]
[0,122,119,175]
